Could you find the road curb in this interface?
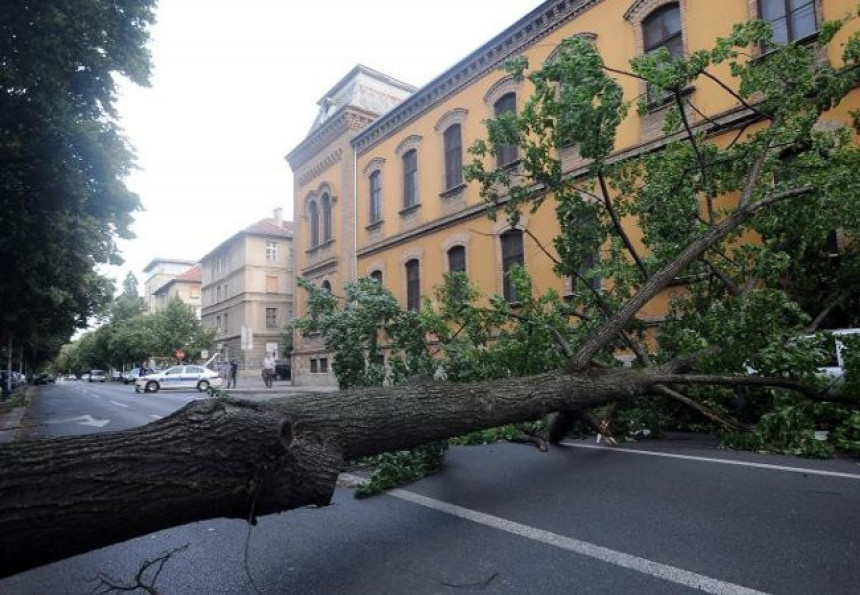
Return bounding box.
[0,406,27,444]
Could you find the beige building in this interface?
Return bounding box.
[151,264,202,318]
[200,209,295,376]
[286,66,415,386]
[142,258,197,313]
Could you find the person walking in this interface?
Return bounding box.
[228,358,239,388]
[262,353,276,388]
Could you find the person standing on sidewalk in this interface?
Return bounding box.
[262,353,276,388]
[228,358,239,388]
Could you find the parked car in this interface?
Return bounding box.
[135,365,222,394]
[746,329,859,394]
[89,370,107,382]
[123,367,154,385]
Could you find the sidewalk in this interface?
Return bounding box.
[0,402,27,445]
[222,376,339,397]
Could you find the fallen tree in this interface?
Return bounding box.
[2,13,860,580]
[0,362,822,577]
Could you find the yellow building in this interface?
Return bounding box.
[288,0,859,387]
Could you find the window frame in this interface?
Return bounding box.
[443,124,463,190]
[758,0,818,45]
[500,229,525,303]
[321,193,332,242]
[447,245,466,274]
[405,259,421,311]
[493,92,519,168]
[265,240,278,262]
[265,307,278,329]
[308,200,320,247]
[402,149,419,209]
[369,170,382,224]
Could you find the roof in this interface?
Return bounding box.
[200,217,294,262]
[142,257,196,273]
[173,264,202,283]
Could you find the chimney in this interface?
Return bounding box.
[273,207,283,227]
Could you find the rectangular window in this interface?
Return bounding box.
[266,275,278,293]
[494,93,519,167]
[266,307,278,329]
[216,286,221,302]
[319,358,329,373]
[761,0,817,44]
[448,245,466,273]
[216,315,221,332]
[501,230,525,303]
[444,124,463,189]
[403,149,418,208]
[310,358,318,373]
[266,240,278,262]
[223,313,229,333]
[643,4,684,103]
[369,171,382,223]
[405,259,421,311]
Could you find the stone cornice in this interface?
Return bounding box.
[296,148,344,187]
[352,0,605,155]
[286,106,376,170]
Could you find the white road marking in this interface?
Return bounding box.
[109,401,130,408]
[149,415,163,420]
[339,474,769,595]
[561,442,860,480]
[46,415,110,428]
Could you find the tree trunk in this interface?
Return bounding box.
[0,367,647,577]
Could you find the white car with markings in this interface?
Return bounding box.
[135,365,222,393]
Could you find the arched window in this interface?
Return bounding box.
[369,170,382,223]
[493,93,518,167]
[321,280,332,293]
[447,245,466,273]
[308,200,319,247]
[321,193,332,242]
[405,259,420,311]
[500,229,524,303]
[403,149,418,208]
[760,0,817,44]
[443,124,463,189]
[370,270,383,285]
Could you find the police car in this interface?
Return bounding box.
[135,365,222,393]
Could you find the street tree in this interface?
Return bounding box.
[0,0,156,367]
[2,16,860,578]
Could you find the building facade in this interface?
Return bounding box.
[200,210,295,377]
[151,264,203,318]
[142,258,197,313]
[289,0,859,386]
[286,66,416,386]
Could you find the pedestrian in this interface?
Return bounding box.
[262,353,276,388]
[228,358,239,388]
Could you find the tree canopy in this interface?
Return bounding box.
[0,0,157,366]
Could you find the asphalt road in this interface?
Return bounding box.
[18,379,210,439]
[3,385,859,594]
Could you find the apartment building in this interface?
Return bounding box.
[288,0,859,387]
[200,209,295,375]
[142,258,197,313]
[151,264,203,318]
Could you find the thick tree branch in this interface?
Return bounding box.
[569,191,803,370]
[597,170,649,279]
[674,88,715,224]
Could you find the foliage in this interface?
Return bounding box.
[56,295,214,374]
[353,442,449,498]
[461,17,860,452]
[0,0,156,367]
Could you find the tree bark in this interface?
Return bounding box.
[0,368,649,577]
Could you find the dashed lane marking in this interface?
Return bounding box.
[109,401,130,408]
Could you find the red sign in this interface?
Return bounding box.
[175,349,186,360]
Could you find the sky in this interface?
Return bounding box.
[112,0,541,291]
